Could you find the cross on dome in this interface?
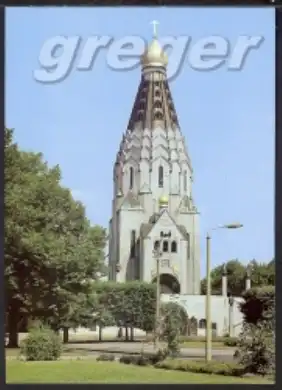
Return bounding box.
[150,20,159,39]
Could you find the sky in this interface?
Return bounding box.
[6,7,274,276]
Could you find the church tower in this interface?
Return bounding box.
[108,23,200,294]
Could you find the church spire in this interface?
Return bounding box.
[125,22,180,132]
[115,23,193,190]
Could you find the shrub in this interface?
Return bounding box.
[223,337,238,347]
[155,359,245,377]
[236,321,275,376]
[146,334,231,343]
[160,303,183,357]
[119,354,149,366]
[240,286,275,325]
[146,349,168,365]
[119,354,135,364]
[20,326,62,361]
[236,286,275,376]
[119,351,166,367]
[96,353,115,362]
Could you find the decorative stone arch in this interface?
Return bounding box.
[152,273,180,294]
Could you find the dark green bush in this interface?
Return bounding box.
[240,286,275,325]
[119,354,135,364]
[145,334,230,343]
[96,353,115,362]
[20,326,62,361]
[236,321,275,376]
[236,286,275,376]
[223,337,238,347]
[146,349,168,365]
[119,351,167,367]
[136,355,150,366]
[155,359,245,377]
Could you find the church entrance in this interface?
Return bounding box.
[152,273,180,294]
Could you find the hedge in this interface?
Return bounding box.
[155,359,245,377]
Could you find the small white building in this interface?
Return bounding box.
[161,294,244,337]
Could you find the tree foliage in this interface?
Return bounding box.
[201,259,275,296]
[236,286,275,376]
[5,127,106,346]
[159,302,184,357]
[91,281,157,339]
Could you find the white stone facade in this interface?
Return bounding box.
[107,37,200,294]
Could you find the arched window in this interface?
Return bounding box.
[129,167,134,189]
[163,240,169,252]
[171,241,177,253]
[183,170,187,192]
[158,166,164,188]
[199,319,206,329]
[154,240,160,251]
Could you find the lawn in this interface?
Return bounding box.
[6,360,273,384]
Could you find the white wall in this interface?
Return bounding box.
[161,293,244,337]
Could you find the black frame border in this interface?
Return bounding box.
[3,3,279,390]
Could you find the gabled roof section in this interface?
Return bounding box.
[140,209,189,240]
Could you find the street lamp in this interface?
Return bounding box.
[153,239,163,350]
[228,292,235,337]
[205,223,243,362]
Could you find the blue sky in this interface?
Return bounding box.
[6,7,274,275]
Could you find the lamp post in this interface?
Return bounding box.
[153,239,162,350]
[205,223,243,362]
[228,293,235,337]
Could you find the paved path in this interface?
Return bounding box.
[66,342,235,361]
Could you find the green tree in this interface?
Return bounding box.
[160,302,184,357]
[201,259,246,296]
[5,128,64,346]
[5,127,106,346]
[236,286,275,376]
[201,259,275,296]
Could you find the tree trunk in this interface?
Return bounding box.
[130,326,134,341]
[7,308,19,348]
[63,327,69,343]
[99,326,103,341]
[117,327,123,339]
[125,326,129,341]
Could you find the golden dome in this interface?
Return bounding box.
[159,195,169,205]
[141,39,168,67]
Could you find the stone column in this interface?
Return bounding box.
[222,264,228,334]
[228,294,235,337]
[245,264,251,291]
[221,263,227,296]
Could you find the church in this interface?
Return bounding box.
[106,26,246,336]
[107,29,200,295]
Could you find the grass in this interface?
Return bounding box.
[6,360,273,384]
